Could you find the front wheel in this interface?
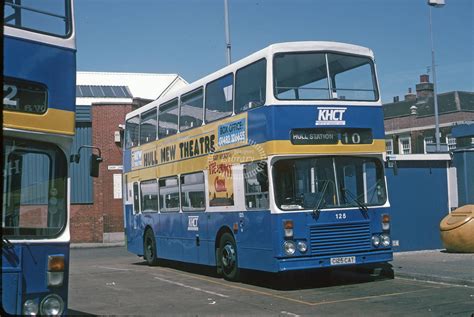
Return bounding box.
[144,229,158,266]
[218,233,240,281]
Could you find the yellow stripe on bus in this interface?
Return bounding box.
[125,139,385,180]
[3,108,75,136]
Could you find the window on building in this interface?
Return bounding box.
[424,136,434,154]
[385,139,393,155]
[159,177,179,212]
[158,98,178,139]
[180,88,203,131]
[125,115,140,148]
[399,136,411,154]
[180,172,205,212]
[446,134,456,151]
[140,108,157,145]
[244,161,269,210]
[205,74,233,122]
[235,59,266,113]
[140,179,158,213]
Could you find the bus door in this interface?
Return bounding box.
[126,181,143,254]
[180,173,207,264]
[2,151,24,314]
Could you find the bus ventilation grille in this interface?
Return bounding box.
[309,222,371,256]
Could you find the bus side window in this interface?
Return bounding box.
[205,73,233,123]
[125,115,140,148]
[244,161,269,210]
[235,59,267,114]
[159,177,180,212]
[140,108,157,145]
[158,98,179,139]
[140,179,158,213]
[181,172,205,212]
[180,88,203,132]
[133,182,140,214]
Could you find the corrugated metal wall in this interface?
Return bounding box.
[21,153,49,204]
[70,105,93,204]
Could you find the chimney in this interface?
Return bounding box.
[393,96,400,103]
[416,74,434,98]
[404,87,416,101]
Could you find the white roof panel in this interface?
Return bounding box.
[76,71,188,101]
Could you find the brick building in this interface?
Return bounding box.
[383,74,474,154]
[71,72,187,242]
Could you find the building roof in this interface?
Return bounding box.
[76,71,188,105]
[383,91,474,119]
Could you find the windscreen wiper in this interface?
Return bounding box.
[2,236,14,249]
[313,180,330,217]
[341,187,369,216]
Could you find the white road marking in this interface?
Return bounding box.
[280,311,300,317]
[96,266,130,271]
[154,276,229,298]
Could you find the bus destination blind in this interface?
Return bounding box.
[291,128,373,145]
[3,78,48,115]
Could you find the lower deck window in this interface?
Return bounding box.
[180,173,205,212]
[159,177,179,212]
[140,180,158,213]
[244,161,269,209]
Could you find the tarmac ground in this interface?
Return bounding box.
[71,243,473,288]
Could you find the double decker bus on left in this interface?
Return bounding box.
[3,1,76,315]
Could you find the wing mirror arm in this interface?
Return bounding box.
[70,145,103,178]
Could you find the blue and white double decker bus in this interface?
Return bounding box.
[123,41,392,281]
[2,1,76,315]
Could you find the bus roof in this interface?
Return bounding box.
[126,41,375,119]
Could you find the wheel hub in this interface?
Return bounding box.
[222,244,235,268]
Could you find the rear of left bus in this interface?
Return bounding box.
[2,1,76,315]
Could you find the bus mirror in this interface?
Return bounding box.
[90,154,103,178]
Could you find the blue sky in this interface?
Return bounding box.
[75,0,473,103]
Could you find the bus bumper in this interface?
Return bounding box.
[276,250,393,272]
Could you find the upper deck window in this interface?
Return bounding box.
[235,59,267,114]
[205,74,233,123]
[125,115,140,149]
[180,88,203,131]
[140,108,157,145]
[159,98,179,139]
[274,52,378,101]
[4,0,73,38]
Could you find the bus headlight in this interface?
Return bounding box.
[380,234,391,248]
[371,235,381,247]
[40,294,64,316]
[23,299,39,315]
[283,241,296,256]
[297,241,307,253]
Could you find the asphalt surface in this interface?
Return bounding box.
[68,246,474,316]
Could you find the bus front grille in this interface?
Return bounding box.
[309,222,371,256]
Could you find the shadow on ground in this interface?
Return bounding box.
[67,309,96,316]
[132,259,394,291]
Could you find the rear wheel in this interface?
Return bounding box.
[144,229,158,266]
[218,233,240,281]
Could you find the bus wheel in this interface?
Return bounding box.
[218,233,240,281]
[144,229,158,266]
